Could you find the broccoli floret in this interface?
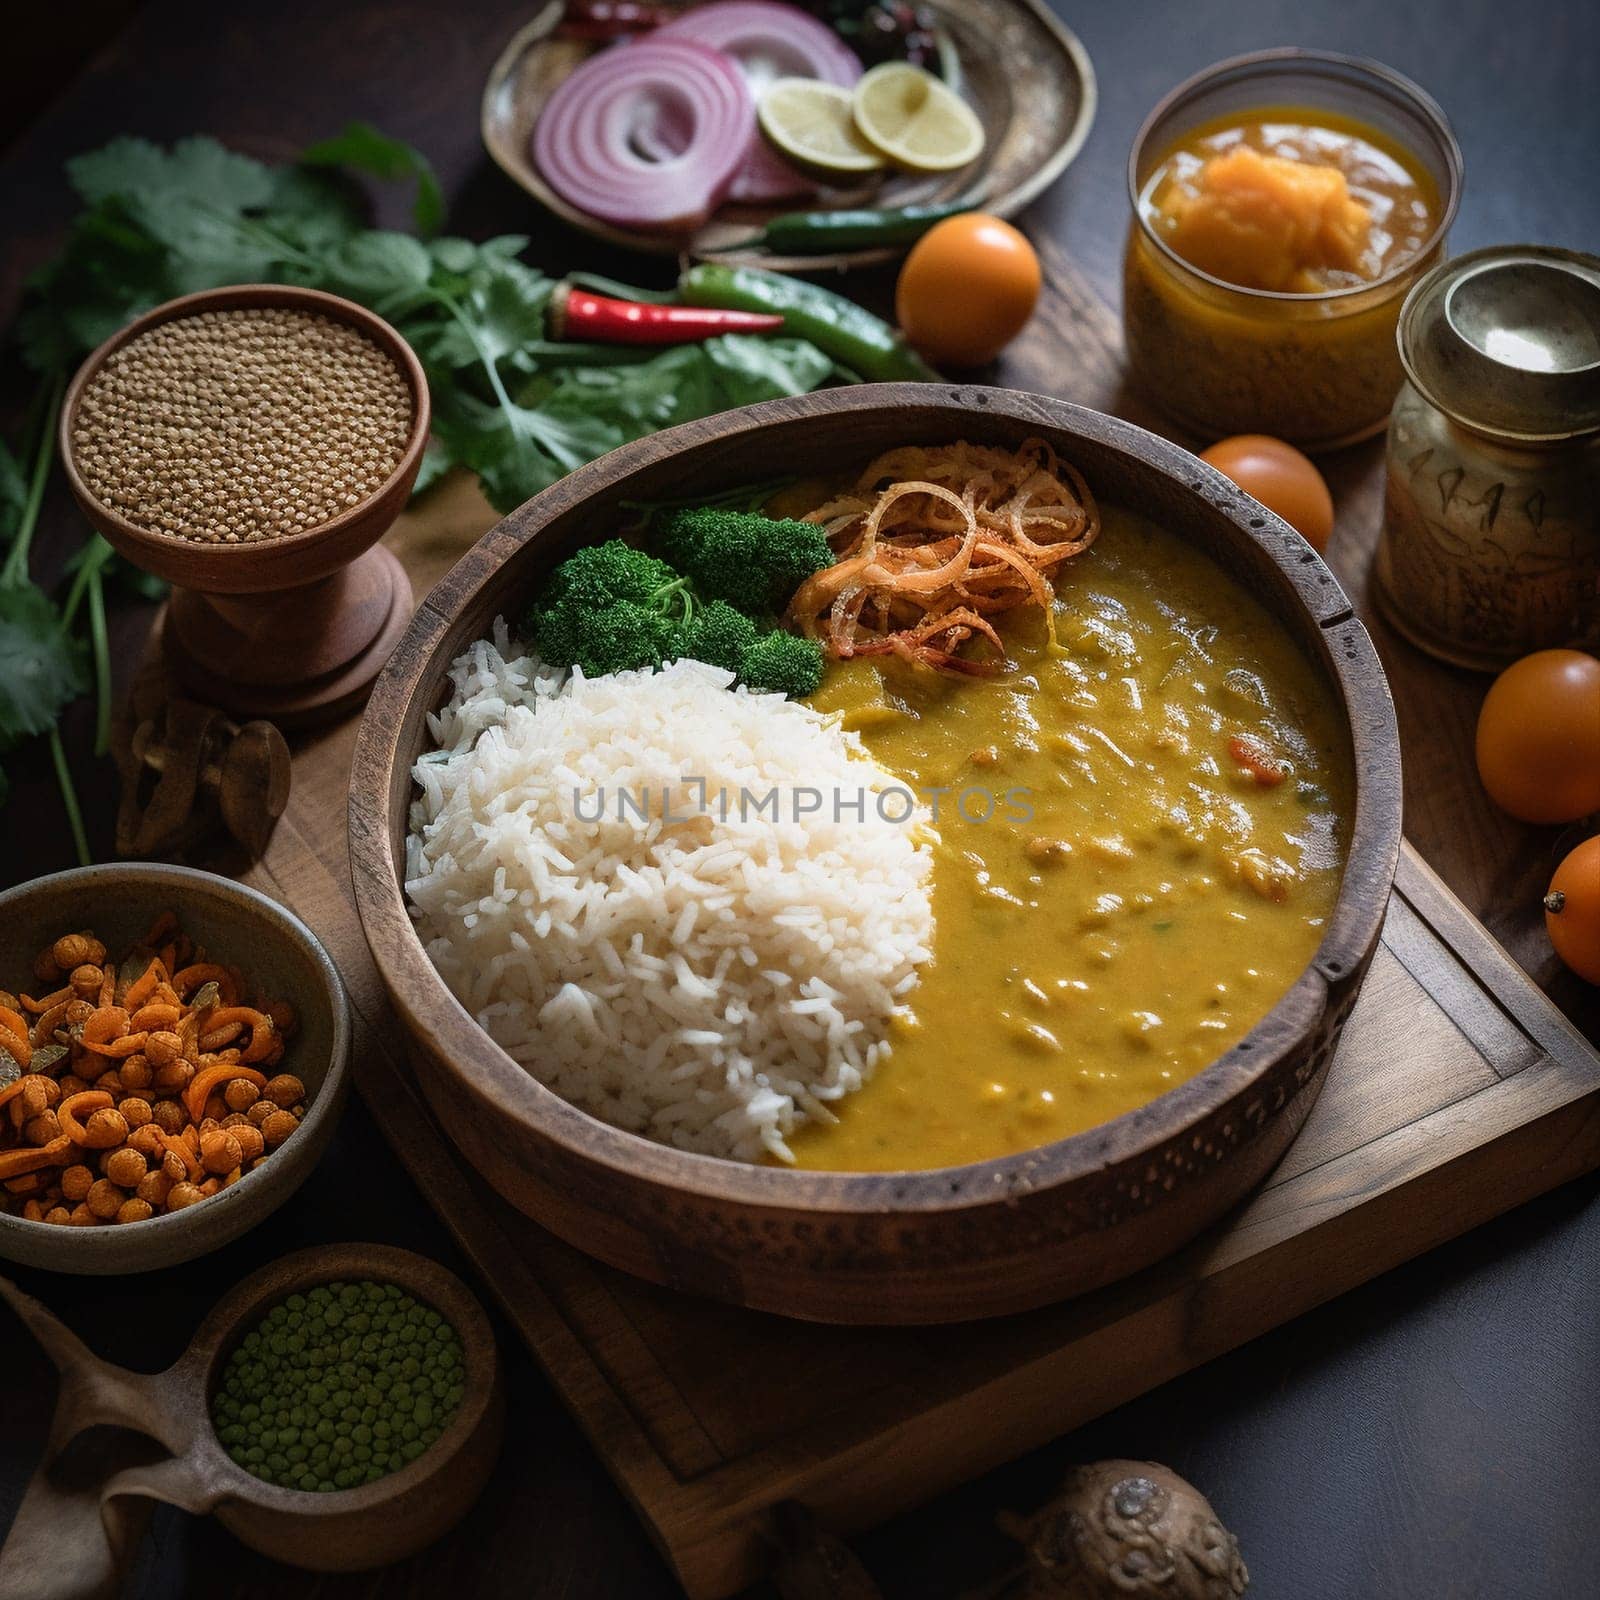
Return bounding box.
[568,602,683,676]
[656,509,832,617]
[541,539,683,610]
[533,597,683,677]
[525,534,827,694]
[739,630,824,698]
[528,539,692,674]
[679,600,759,674]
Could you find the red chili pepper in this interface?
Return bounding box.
[548,284,785,345]
[556,0,676,41]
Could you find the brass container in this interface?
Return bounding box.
[1376,246,1600,670]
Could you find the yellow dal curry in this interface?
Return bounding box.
[790,505,1351,1171]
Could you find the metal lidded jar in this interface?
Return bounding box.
[1375,245,1600,670]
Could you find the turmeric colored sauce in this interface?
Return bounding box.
[1140,106,1440,293]
[788,505,1351,1172]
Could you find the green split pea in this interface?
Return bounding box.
[211,1280,465,1493]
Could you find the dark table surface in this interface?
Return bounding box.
[2,2,1598,1597]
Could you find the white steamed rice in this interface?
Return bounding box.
[404,623,933,1163]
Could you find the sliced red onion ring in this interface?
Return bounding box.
[728,122,822,205]
[656,1,864,202]
[656,2,861,92]
[533,37,754,230]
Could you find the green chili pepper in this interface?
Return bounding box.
[717,198,976,256]
[677,263,939,383]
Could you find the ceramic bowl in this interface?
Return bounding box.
[348,385,1402,1325]
[0,863,350,1273]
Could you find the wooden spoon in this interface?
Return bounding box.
[0,1244,504,1597]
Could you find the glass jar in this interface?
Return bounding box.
[1123,49,1463,451]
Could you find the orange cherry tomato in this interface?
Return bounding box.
[1545,835,1600,984]
[895,214,1041,367]
[1474,649,1600,824]
[1199,435,1335,553]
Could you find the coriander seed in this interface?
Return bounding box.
[72,306,413,545]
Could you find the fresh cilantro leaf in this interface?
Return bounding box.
[704,334,835,401]
[427,237,481,277]
[470,437,563,514]
[535,355,697,437]
[65,138,176,205]
[528,337,835,451]
[19,207,172,371]
[405,254,553,371]
[429,389,567,511]
[465,259,555,365]
[515,403,623,473]
[66,140,281,290]
[476,235,531,262]
[299,122,444,237]
[430,383,629,511]
[261,165,367,241]
[318,231,435,315]
[141,201,283,293]
[68,136,276,215]
[0,583,87,748]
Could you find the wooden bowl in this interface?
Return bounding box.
[59,285,431,728]
[0,863,350,1274]
[348,386,1402,1325]
[482,0,1096,272]
[0,1244,504,1576]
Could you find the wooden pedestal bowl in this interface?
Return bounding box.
[0,1244,503,1591]
[60,285,430,729]
[348,386,1403,1326]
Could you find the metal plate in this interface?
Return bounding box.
[480,0,1096,272]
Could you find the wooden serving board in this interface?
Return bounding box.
[231,241,1600,1596]
[249,822,1600,1598]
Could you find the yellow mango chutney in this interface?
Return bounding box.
[1122,104,1447,446]
[1141,107,1439,293]
[789,506,1352,1171]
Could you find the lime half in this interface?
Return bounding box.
[758,79,887,176]
[852,62,985,172]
